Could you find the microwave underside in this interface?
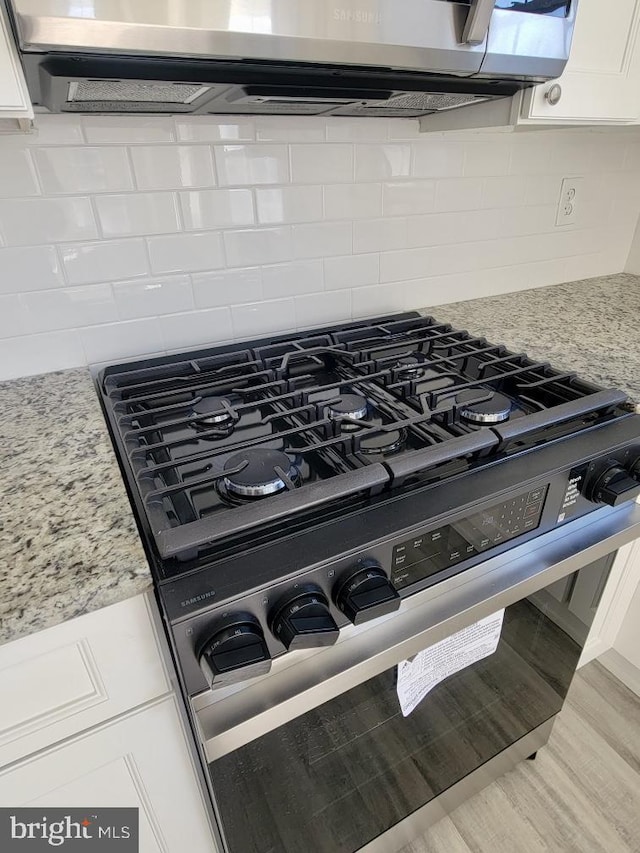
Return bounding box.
[23,54,524,117]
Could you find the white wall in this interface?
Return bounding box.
[1,115,640,380]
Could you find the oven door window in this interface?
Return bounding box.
[208,556,612,853]
[494,0,572,15]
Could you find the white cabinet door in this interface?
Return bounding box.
[521,0,640,124]
[0,3,32,117]
[0,594,169,767]
[0,697,217,853]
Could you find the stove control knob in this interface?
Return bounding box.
[588,462,640,507]
[270,586,339,650]
[334,561,400,626]
[198,613,271,688]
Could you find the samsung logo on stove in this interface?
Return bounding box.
[181,591,215,608]
[333,8,382,24]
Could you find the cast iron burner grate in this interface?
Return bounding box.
[98,312,629,566]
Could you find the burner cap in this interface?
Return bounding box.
[395,354,427,379]
[327,394,368,421]
[223,449,295,498]
[459,391,512,424]
[360,428,406,456]
[192,396,233,426]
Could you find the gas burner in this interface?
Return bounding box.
[359,428,407,456]
[191,396,234,429]
[395,354,428,380]
[327,394,368,421]
[222,449,298,498]
[458,391,512,425]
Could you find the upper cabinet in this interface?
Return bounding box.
[0,1,32,120]
[520,0,640,125]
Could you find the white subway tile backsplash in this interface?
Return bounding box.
[255,117,325,143]
[379,246,435,283]
[82,116,175,144]
[261,260,323,298]
[256,186,323,224]
[290,144,353,184]
[524,174,563,207]
[175,118,254,143]
[148,232,224,274]
[192,267,262,308]
[95,192,180,237]
[353,218,407,254]
[21,284,118,332]
[324,183,382,220]
[231,298,296,338]
[354,144,411,181]
[113,275,193,319]
[480,175,528,209]
[412,143,465,178]
[0,115,637,380]
[0,330,84,379]
[0,197,97,246]
[159,308,233,350]
[326,118,389,142]
[224,227,292,267]
[0,246,62,293]
[180,189,254,230]
[0,295,29,338]
[291,222,352,259]
[79,318,164,363]
[215,145,289,186]
[324,254,379,290]
[463,141,512,177]
[34,147,133,194]
[295,290,351,327]
[434,178,483,212]
[25,117,85,146]
[383,181,435,216]
[0,150,39,197]
[351,283,404,317]
[130,145,216,190]
[60,239,148,284]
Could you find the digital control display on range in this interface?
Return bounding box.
[391,486,548,590]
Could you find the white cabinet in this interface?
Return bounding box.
[0,2,32,119]
[0,595,169,767]
[520,0,640,125]
[0,594,218,853]
[0,697,216,853]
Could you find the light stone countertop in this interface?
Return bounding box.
[0,273,638,646]
[0,369,151,646]
[428,273,640,404]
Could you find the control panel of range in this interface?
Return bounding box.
[391,487,548,590]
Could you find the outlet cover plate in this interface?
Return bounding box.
[556,176,582,227]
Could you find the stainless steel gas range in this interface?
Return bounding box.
[97,311,640,853]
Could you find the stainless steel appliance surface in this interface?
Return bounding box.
[96,311,640,853]
[6,0,576,116]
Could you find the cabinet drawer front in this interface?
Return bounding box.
[0,594,169,767]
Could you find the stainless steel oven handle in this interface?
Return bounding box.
[195,502,640,762]
[462,0,495,44]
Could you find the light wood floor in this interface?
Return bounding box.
[401,661,640,853]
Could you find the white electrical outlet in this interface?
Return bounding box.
[555,176,582,227]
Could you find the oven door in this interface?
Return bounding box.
[194,502,639,853]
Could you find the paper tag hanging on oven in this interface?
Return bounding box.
[396,609,505,717]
